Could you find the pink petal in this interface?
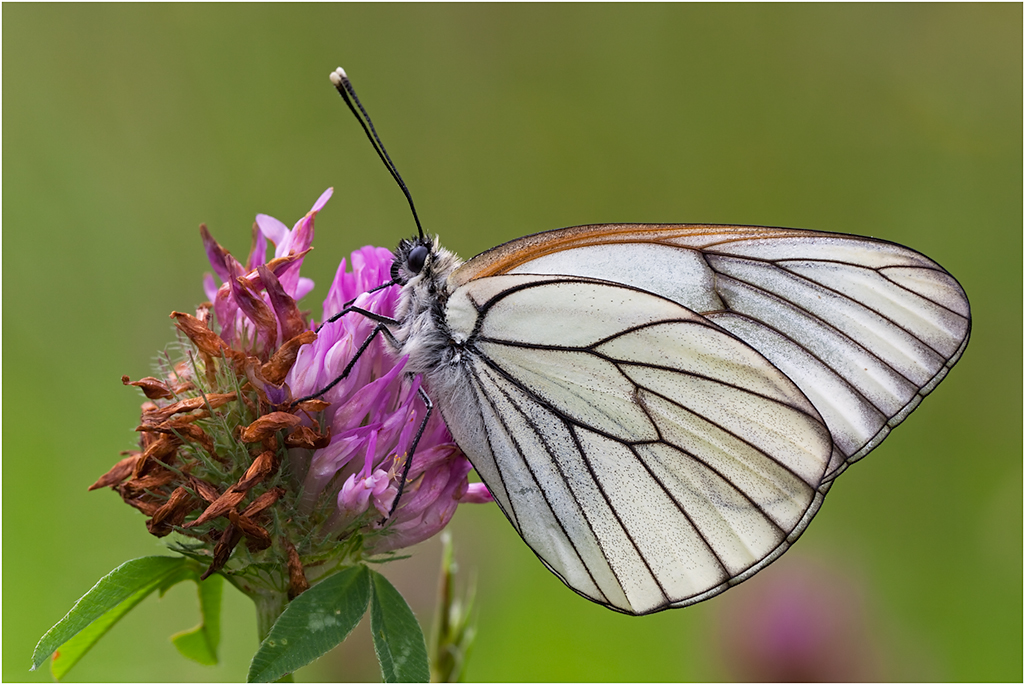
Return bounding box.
[311,187,333,213]
[339,473,373,513]
[460,482,494,504]
[200,226,231,281]
[256,213,288,248]
[247,226,268,270]
[258,264,305,342]
[294,277,315,301]
[203,273,218,302]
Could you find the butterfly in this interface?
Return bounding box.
[324,67,971,615]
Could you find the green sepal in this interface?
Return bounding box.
[171,572,223,665]
[247,565,371,683]
[31,556,194,679]
[369,569,429,683]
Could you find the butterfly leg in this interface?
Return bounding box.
[291,306,399,405]
[386,384,433,519]
[351,323,435,520]
[316,281,399,331]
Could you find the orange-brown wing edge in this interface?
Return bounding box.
[449,223,829,286]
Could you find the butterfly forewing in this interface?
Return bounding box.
[453,223,970,482]
[436,275,833,614]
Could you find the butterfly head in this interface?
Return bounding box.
[391,235,462,287]
[391,236,433,285]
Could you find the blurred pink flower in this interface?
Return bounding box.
[712,556,884,682]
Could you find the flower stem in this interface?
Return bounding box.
[253,589,295,683]
[254,590,288,642]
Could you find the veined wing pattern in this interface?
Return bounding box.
[440,275,836,615]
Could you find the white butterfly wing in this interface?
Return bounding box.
[436,275,835,614]
[459,224,971,481]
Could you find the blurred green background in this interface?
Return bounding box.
[4,4,1021,682]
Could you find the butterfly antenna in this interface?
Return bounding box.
[330,67,425,241]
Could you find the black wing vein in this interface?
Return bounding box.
[470,360,615,605]
[715,257,953,360]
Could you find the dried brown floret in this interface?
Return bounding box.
[237,451,275,489]
[139,393,237,426]
[133,435,180,477]
[147,487,195,537]
[240,412,302,443]
[262,330,317,385]
[231,277,278,350]
[186,489,248,528]
[241,487,285,518]
[122,375,175,400]
[230,510,272,552]
[188,476,221,504]
[285,424,331,450]
[201,523,243,580]
[186,452,274,527]
[120,468,176,498]
[89,453,142,491]
[295,398,330,413]
[194,303,212,327]
[121,496,162,517]
[170,310,225,358]
[261,248,311,281]
[145,420,218,458]
[284,538,310,600]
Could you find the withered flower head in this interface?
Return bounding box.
[94,188,491,597]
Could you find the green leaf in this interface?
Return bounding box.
[369,570,429,683]
[247,565,371,683]
[32,556,190,678]
[171,573,223,665]
[49,585,156,681]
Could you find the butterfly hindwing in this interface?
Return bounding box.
[436,275,833,614]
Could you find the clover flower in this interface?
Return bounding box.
[91,188,491,601]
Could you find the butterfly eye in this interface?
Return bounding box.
[407,245,429,274]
